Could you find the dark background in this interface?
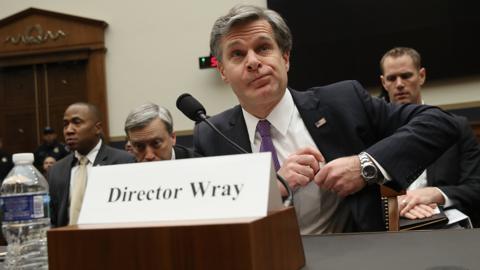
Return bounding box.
[117,1,480,148]
[267,0,480,90]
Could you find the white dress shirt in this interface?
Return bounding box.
[242,90,350,234]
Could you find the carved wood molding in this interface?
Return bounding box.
[5,24,67,45]
[0,8,111,142]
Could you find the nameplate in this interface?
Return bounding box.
[78,153,283,224]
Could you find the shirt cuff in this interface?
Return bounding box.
[436,187,453,207]
[364,152,391,183]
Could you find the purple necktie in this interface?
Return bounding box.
[257,120,280,171]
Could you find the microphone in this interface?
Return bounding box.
[176,93,207,122]
[176,93,293,207]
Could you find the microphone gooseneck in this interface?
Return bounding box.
[176,93,293,207]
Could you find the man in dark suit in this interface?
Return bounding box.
[380,47,480,226]
[48,102,135,227]
[193,5,460,234]
[125,103,197,162]
[33,126,69,171]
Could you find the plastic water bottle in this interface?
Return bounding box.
[0,153,50,269]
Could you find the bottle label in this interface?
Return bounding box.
[0,194,50,221]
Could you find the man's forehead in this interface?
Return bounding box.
[129,132,165,144]
[63,112,89,122]
[64,105,91,119]
[384,56,416,69]
[222,20,274,46]
[129,119,168,140]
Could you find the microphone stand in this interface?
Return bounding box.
[199,114,293,207]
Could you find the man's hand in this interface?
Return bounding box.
[277,147,324,195]
[401,203,437,219]
[313,156,366,197]
[398,187,445,217]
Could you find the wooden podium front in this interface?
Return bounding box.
[47,207,305,270]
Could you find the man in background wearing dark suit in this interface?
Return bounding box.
[125,103,197,162]
[194,5,460,234]
[380,47,480,226]
[48,102,135,227]
[33,126,69,171]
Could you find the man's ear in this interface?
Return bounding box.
[95,121,102,136]
[380,75,387,89]
[171,131,177,145]
[283,51,290,72]
[217,62,229,83]
[419,67,426,86]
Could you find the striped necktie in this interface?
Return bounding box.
[257,120,280,171]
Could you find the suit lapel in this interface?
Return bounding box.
[291,89,341,161]
[59,154,75,223]
[224,106,252,153]
[93,142,108,166]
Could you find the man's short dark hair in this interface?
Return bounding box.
[69,102,102,123]
[210,4,292,62]
[380,47,422,73]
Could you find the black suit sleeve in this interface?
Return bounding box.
[435,117,480,221]
[348,81,460,189]
[47,161,66,228]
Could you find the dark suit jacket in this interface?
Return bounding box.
[48,142,136,227]
[427,115,480,227]
[173,144,200,159]
[193,80,460,232]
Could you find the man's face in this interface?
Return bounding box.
[381,55,426,104]
[43,156,56,173]
[127,118,176,162]
[217,19,290,116]
[63,104,101,155]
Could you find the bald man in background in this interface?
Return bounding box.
[48,102,135,227]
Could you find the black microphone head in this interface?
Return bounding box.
[176,93,207,122]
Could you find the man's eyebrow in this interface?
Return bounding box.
[255,35,273,42]
[64,116,81,121]
[130,137,162,143]
[224,35,274,49]
[224,40,242,50]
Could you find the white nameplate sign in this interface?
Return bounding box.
[78,152,283,224]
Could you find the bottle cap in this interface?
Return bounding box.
[12,153,34,164]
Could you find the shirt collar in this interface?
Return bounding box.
[74,139,102,165]
[242,89,294,144]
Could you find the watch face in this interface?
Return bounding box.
[363,164,377,178]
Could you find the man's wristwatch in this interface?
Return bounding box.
[358,152,385,185]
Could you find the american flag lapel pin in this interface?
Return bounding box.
[315,117,327,128]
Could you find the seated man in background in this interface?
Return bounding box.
[194,5,460,234]
[380,47,480,226]
[124,140,134,155]
[49,102,135,227]
[124,103,197,162]
[42,155,56,177]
